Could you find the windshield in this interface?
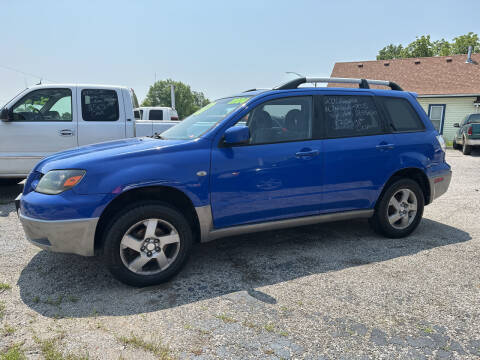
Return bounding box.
[161,96,250,140]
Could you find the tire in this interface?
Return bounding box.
[452,139,460,150]
[462,138,472,155]
[370,178,424,238]
[103,202,193,287]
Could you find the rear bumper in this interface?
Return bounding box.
[18,209,98,256]
[466,138,480,146]
[428,169,452,202]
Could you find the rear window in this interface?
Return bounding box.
[324,95,383,138]
[467,114,480,123]
[382,97,424,132]
[149,110,163,120]
[81,89,119,122]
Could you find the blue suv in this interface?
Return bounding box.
[17,77,452,286]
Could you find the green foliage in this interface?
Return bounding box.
[452,32,480,55]
[141,79,210,119]
[0,344,25,360]
[377,33,479,60]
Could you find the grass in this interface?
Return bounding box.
[0,283,11,293]
[0,301,5,319]
[0,344,25,360]
[2,324,15,336]
[117,334,173,360]
[264,323,275,332]
[215,314,237,323]
[34,336,89,360]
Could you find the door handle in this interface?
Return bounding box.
[376,143,395,151]
[59,129,74,137]
[295,149,319,158]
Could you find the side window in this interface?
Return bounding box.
[324,95,382,138]
[11,88,72,122]
[384,98,425,132]
[149,110,163,120]
[81,89,119,122]
[237,96,313,145]
[134,110,140,120]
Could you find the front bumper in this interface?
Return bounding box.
[18,208,98,256]
[428,169,452,202]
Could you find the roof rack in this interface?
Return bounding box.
[275,77,403,91]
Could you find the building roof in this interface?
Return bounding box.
[329,53,480,96]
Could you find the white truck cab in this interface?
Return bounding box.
[135,106,179,121]
[0,84,178,177]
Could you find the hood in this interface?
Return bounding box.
[35,137,190,174]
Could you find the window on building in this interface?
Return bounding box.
[428,104,445,133]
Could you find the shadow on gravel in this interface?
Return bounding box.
[0,179,23,212]
[18,217,470,318]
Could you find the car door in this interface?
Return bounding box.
[320,92,398,213]
[76,87,126,146]
[210,94,324,228]
[0,86,77,176]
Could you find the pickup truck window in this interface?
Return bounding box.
[11,88,72,122]
[81,89,119,122]
[161,97,250,140]
[149,110,163,120]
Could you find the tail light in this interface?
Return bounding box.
[468,126,473,135]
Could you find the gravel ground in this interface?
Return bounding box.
[1,149,480,359]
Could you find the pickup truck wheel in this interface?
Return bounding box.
[462,138,472,155]
[103,203,193,287]
[370,178,424,238]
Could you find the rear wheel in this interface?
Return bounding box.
[370,178,424,238]
[452,139,460,150]
[462,137,472,155]
[103,203,193,287]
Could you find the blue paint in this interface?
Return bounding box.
[20,87,450,227]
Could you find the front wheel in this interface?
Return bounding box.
[452,139,460,150]
[370,178,424,238]
[103,203,193,287]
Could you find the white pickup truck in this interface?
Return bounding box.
[134,106,179,121]
[0,84,179,178]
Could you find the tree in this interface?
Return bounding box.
[142,79,210,119]
[404,35,434,58]
[376,33,479,59]
[376,44,406,60]
[451,32,480,55]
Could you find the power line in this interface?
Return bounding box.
[0,64,57,83]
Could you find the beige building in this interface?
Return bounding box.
[330,53,480,142]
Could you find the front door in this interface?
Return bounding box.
[210,95,324,228]
[0,87,77,176]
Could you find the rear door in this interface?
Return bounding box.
[76,87,126,146]
[320,92,397,213]
[0,86,77,176]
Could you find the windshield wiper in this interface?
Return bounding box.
[153,133,164,139]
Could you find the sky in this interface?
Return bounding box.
[1,0,479,106]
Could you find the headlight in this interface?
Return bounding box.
[35,170,86,195]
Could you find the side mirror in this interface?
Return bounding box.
[453,123,460,128]
[224,125,250,145]
[0,108,11,122]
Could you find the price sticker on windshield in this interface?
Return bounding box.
[228,97,250,105]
